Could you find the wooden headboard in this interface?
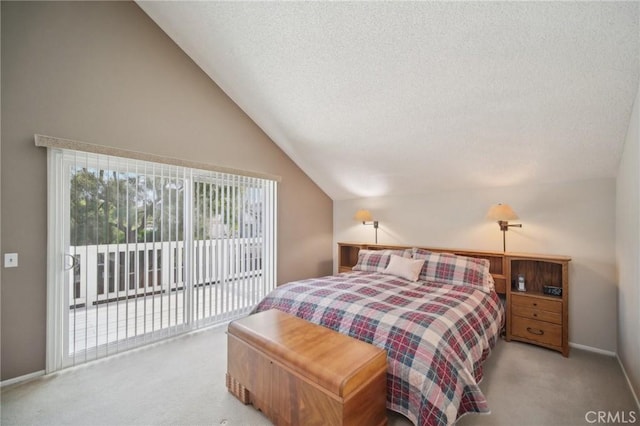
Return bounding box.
[337,242,508,294]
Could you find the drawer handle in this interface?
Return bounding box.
[527,327,544,336]
[532,303,538,307]
[533,313,538,317]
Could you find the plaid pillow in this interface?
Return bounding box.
[412,251,494,292]
[412,247,432,257]
[352,249,412,273]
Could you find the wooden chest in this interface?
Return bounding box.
[226,309,388,426]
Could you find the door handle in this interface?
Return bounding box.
[64,254,78,271]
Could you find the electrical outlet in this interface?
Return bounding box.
[4,253,18,268]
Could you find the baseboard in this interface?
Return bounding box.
[0,370,45,388]
[569,342,616,357]
[568,343,639,410]
[617,354,640,410]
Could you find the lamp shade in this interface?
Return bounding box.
[354,209,373,222]
[486,203,519,221]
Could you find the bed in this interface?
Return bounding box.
[252,247,505,426]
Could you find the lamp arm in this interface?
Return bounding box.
[496,221,522,252]
[498,221,522,231]
[361,221,379,243]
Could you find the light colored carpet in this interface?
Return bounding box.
[1,323,637,426]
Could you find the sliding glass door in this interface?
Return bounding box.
[46,148,276,372]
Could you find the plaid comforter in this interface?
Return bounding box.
[252,271,504,426]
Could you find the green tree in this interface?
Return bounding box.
[192,180,243,239]
[70,167,185,245]
[69,168,258,245]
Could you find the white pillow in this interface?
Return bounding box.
[382,254,425,282]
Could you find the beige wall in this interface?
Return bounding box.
[335,178,618,352]
[616,81,640,398]
[0,1,333,381]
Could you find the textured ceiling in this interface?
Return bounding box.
[137,1,639,200]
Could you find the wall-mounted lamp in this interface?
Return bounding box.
[354,209,379,244]
[486,203,522,252]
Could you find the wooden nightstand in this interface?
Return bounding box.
[505,254,571,357]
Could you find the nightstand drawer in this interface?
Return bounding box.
[511,294,562,313]
[512,316,562,347]
[512,306,562,324]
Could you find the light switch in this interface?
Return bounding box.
[4,253,18,268]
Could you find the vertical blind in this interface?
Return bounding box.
[47,146,277,370]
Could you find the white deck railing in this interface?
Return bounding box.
[69,238,262,308]
[66,238,267,356]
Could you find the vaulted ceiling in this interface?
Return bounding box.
[137,1,639,200]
